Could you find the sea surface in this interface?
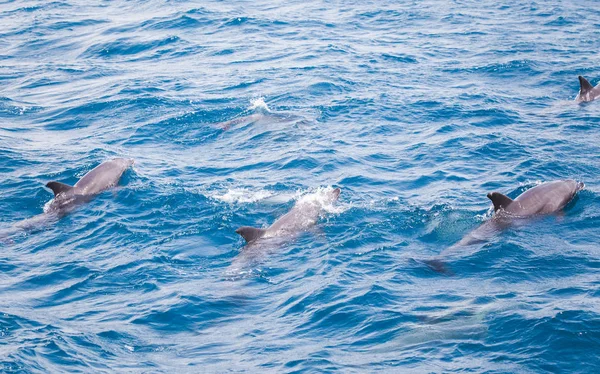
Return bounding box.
[1,0,600,372]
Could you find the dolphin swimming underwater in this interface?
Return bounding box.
[426,180,584,273]
[575,76,600,102]
[1,158,133,240]
[236,187,341,243]
[217,99,310,130]
[218,111,308,131]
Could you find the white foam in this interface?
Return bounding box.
[211,188,273,204]
[520,179,543,187]
[248,97,270,112]
[475,208,494,221]
[295,186,348,214]
[210,186,349,213]
[43,199,54,213]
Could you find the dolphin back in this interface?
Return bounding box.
[74,158,133,196]
[577,76,600,102]
[579,76,594,93]
[46,181,74,197]
[235,226,267,243]
[494,179,582,217]
[487,192,514,212]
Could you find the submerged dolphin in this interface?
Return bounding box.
[426,180,584,273]
[218,111,307,131]
[1,158,133,240]
[575,76,600,102]
[235,187,341,243]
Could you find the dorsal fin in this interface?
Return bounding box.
[46,181,73,196]
[235,226,267,243]
[487,192,514,212]
[579,76,594,94]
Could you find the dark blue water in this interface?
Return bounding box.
[2,0,600,372]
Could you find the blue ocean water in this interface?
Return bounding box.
[1,0,600,371]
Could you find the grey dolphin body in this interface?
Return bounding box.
[1,158,133,241]
[227,187,341,275]
[486,179,584,217]
[575,76,600,102]
[45,158,134,214]
[235,187,341,243]
[426,180,584,273]
[218,111,306,130]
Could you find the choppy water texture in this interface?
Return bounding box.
[1,0,600,372]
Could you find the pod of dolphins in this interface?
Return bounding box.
[3,77,594,274]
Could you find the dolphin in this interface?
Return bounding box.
[218,111,307,130]
[486,180,584,217]
[44,158,134,214]
[426,180,584,273]
[235,187,341,243]
[575,76,600,102]
[227,187,341,275]
[1,158,133,241]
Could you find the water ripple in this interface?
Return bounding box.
[1,0,600,372]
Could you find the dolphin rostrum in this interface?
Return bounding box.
[235,187,341,243]
[575,76,600,102]
[1,158,133,241]
[426,180,584,273]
